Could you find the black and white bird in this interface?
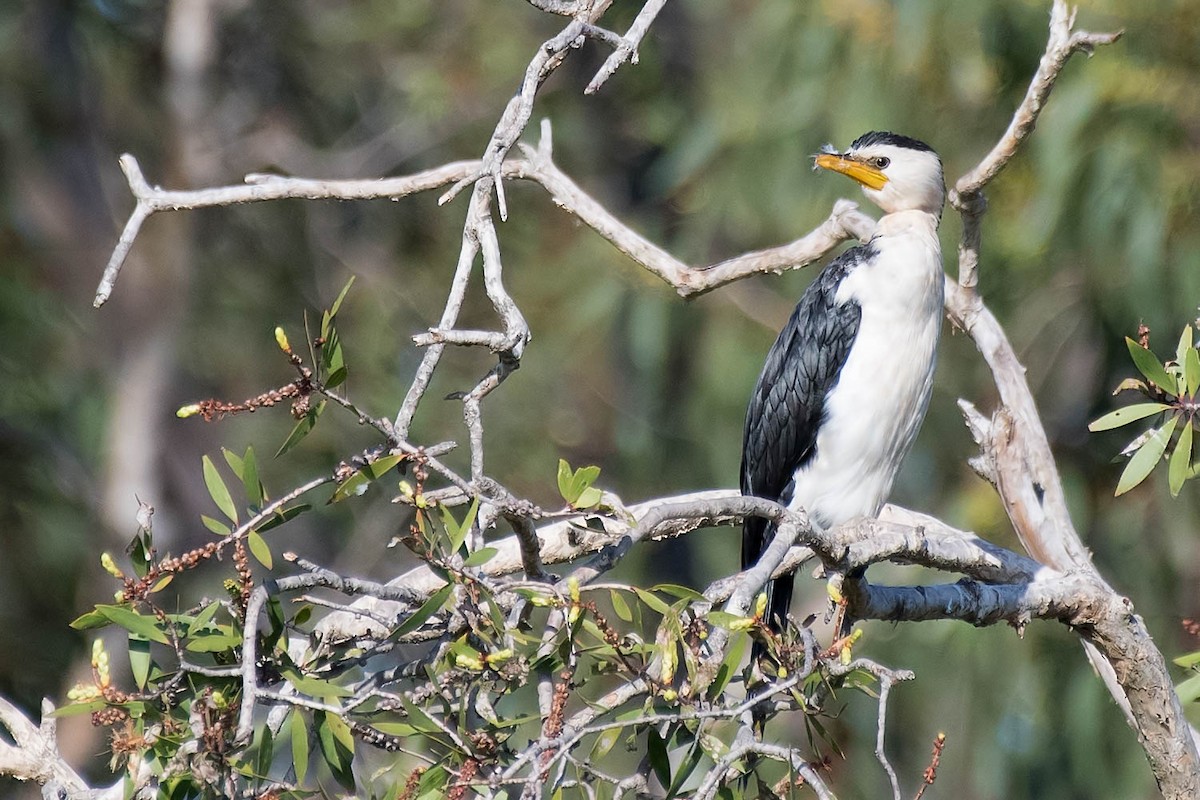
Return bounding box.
[740,131,945,637]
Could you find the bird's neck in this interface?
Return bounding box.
[872,209,941,238]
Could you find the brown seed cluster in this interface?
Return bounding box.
[913,732,947,800]
[396,767,426,800]
[124,541,221,602]
[232,538,252,615]
[447,758,479,800]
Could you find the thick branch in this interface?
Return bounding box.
[0,697,121,799]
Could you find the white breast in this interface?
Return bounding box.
[787,210,943,529]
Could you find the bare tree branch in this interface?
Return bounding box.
[949,0,1123,289]
[0,697,122,799]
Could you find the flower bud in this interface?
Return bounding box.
[176,403,202,419]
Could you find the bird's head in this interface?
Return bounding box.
[814,131,944,216]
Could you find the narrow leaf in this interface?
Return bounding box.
[95,605,170,644]
[590,727,622,761]
[202,455,238,524]
[653,584,707,601]
[281,668,353,699]
[647,728,671,789]
[1126,337,1178,395]
[222,448,244,480]
[1169,420,1194,497]
[1177,325,1195,366]
[70,609,109,630]
[201,515,231,536]
[325,365,348,390]
[315,711,355,791]
[574,486,603,509]
[556,459,574,503]
[185,633,243,653]
[1115,415,1178,496]
[1177,672,1200,705]
[47,700,107,718]
[569,465,601,500]
[330,453,405,503]
[462,546,499,568]
[634,588,672,616]
[1187,346,1200,397]
[256,503,312,533]
[610,590,632,622]
[1173,651,1200,669]
[1088,403,1172,432]
[393,584,454,638]
[276,401,325,458]
[128,636,151,690]
[241,447,262,507]
[247,530,273,570]
[329,275,356,319]
[290,709,309,785]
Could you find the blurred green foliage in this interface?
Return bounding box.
[1,0,1198,797]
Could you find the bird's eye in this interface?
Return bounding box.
[871,156,891,169]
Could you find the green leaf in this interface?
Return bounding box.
[556,459,574,502]
[202,455,238,524]
[1116,415,1179,496]
[393,584,454,639]
[280,668,353,700]
[710,633,748,700]
[634,588,672,616]
[325,365,348,390]
[185,633,243,653]
[417,764,449,798]
[653,584,706,601]
[1169,420,1194,497]
[93,605,170,644]
[315,711,355,791]
[128,636,151,690]
[241,447,262,508]
[610,590,632,622]
[443,497,480,554]
[400,698,444,737]
[329,276,356,321]
[667,737,704,798]
[1173,650,1200,669]
[569,465,601,500]
[256,503,312,533]
[1088,403,1172,432]
[70,609,110,630]
[256,724,275,781]
[189,601,221,634]
[276,400,325,458]
[1177,672,1200,705]
[201,515,231,536]
[1126,337,1178,395]
[462,546,499,568]
[647,728,671,789]
[247,530,273,570]
[222,448,244,480]
[290,710,310,785]
[47,700,107,718]
[1187,346,1200,397]
[1176,325,1194,367]
[590,727,622,761]
[575,486,603,509]
[330,453,406,503]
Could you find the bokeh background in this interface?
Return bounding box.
[2,0,1198,797]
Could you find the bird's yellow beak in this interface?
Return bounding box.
[814,154,889,190]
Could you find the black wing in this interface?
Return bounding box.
[740,245,866,631]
